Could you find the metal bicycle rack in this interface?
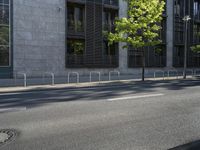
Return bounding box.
[90,71,101,82]
[68,72,79,83]
[43,72,55,86]
[109,71,120,81]
[194,69,200,76]
[183,69,194,76]
[15,72,27,87]
[154,70,165,80]
[167,70,178,79]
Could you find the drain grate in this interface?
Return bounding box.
[0,129,17,147]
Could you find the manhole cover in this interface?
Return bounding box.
[0,129,17,147]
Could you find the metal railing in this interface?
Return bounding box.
[109,71,120,81]
[15,72,27,87]
[183,69,194,76]
[43,72,55,86]
[154,70,165,80]
[90,71,101,83]
[167,70,178,79]
[194,69,200,76]
[68,72,79,84]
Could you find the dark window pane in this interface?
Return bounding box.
[0,0,9,67]
[67,4,84,33]
[67,7,75,31]
[75,7,84,32]
[104,0,118,6]
[103,40,116,55]
[103,9,117,32]
[67,39,85,55]
[174,0,185,17]
[0,26,9,45]
[194,0,200,20]
[4,0,9,5]
[0,45,9,66]
[173,46,184,67]
[0,5,9,24]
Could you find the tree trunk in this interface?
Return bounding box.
[142,48,145,81]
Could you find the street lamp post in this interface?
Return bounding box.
[183,15,191,79]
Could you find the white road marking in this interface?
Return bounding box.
[0,92,23,96]
[0,107,27,113]
[107,93,164,101]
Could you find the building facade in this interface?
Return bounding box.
[0,0,199,78]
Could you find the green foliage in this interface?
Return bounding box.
[191,31,200,53]
[191,45,200,53]
[108,0,165,49]
[155,47,162,54]
[0,26,9,45]
[73,41,84,55]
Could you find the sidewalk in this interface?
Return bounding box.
[0,75,195,94]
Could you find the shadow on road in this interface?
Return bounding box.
[169,140,200,150]
[0,79,200,109]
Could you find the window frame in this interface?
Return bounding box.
[0,0,11,67]
[67,2,85,35]
[67,38,85,55]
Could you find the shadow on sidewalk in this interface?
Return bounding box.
[0,79,200,109]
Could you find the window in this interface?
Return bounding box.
[67,39,85,55]
[66,39,85,66]
[174,19,184,44]
[103,9,117,33]
[66,1,119,68]
[193,24,200,43]
[174,0,184,17]
[103,9,118,58]
[128,46,166,68]
[173,46,184,67]
[159,19,166,43]
[194,0,200,20]
[67,4,84,34]
[104,0,118,6]
[128,48,143,68]
[0,0,10,66]
[103,41,117,55]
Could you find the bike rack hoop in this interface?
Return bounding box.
[68,72,79,83]
[182,69,194,76]
[194,69,200,76]
[15,72,27,87]
[90,71,101,82]
[109,71,120,81]
[43,72,55,86]
[167,69,178,79]
[154,70,165,80]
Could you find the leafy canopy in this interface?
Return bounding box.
[108,0,165,48]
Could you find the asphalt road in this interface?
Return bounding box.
[0,80,200,150]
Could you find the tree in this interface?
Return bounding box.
[108,0,165,81]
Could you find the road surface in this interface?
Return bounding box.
[0,80,200,150]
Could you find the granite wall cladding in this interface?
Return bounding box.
[13,0,66,76]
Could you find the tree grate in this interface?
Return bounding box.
[0,129,17,147]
